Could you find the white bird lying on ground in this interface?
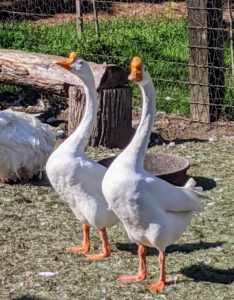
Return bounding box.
[102,56,205,293]
[0,109,58,183]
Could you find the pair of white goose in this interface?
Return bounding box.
[46,53,204,293]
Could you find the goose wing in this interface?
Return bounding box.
[72,156,107,196]
[144,174,204,213]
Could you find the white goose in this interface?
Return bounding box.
[0,109,56,183]
[46,53,118,260]
[102,57,204,292]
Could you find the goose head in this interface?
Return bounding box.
[56,52,93,82]
[128,56,150,86]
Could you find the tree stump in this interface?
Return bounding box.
[0,49,133,149]
[68,85,132,149]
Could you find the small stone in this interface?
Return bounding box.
[204,257,211,265]
[208,136,217,142]
[167,141,176,148]
[38,271,59,277]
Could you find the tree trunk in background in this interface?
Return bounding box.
[188,0,224,122]
[68,86,132,149]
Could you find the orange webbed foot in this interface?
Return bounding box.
[145,280,165,293]
[86,247,111,261]
[118,244,148,283]
[86,252,110,260]
[67,245,91,255]
[146,277,174,293]
[117,271,148,283]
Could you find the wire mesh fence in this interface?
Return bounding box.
[0,0,234,122]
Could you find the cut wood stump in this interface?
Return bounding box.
[0,49,133,148]
[68,86,132,148]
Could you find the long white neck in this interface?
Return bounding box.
[123,74,156,167]
[58,75,97,156]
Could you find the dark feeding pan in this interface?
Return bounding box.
[98,152,190,186]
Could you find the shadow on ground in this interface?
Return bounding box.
[12,295,45,300]
[116,241,224,256]
[181,264,234,284]
[193,176,217,191]
[148,132,209,148]
[30,173,51,187]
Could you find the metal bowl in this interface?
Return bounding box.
[98,152,190,186]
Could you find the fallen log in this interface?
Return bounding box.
[0,49,132,148]
[0,49,129,95]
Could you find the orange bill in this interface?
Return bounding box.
[56,52,78,70]
[128,56,144,82]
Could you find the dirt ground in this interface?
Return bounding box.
[152,114,234,142]
[30,2,187,25]
[31,1,233,25]
[132,109,234,144]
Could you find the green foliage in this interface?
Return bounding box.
[0,18,233,118]
[0,84,22,94]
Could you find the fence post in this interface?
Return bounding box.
[76,0,83,36]
[227,0,234,76]
[188,0,225,122]
[92,0,100,38]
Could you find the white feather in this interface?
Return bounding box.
[102,64,205,252]
[46,58,118,234]
[0,109,56,182]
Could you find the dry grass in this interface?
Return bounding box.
[0,141,234,300]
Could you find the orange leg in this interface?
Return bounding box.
[86,228,111,260]
[67,224,91,254]
[118,244,148,282]
[146,251,172,293]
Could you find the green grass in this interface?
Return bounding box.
[0,18,189,114]
[1,17,234,118]
[0,141,233,299]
